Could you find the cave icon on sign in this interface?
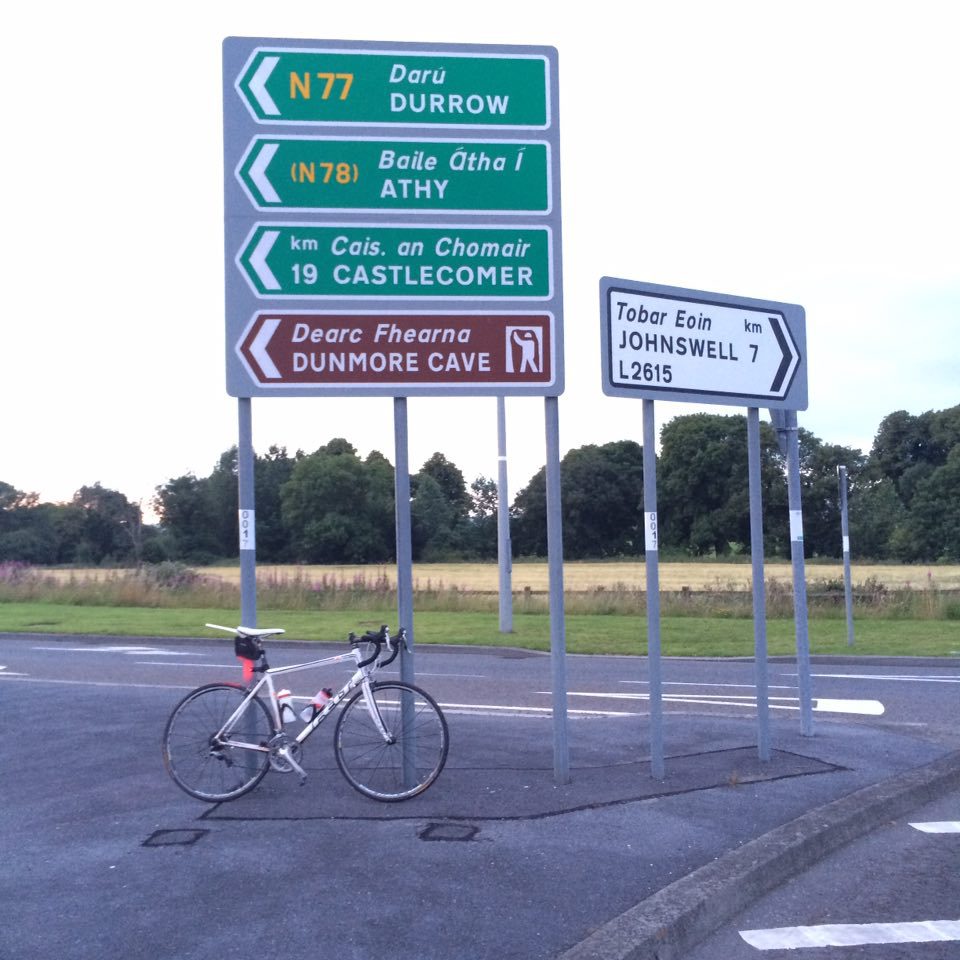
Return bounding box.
[505,326,543,374]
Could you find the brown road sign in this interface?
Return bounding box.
[236,311,555,394]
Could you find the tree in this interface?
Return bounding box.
[848,477,905,560]
[408,453,473,560]
[0,484,59,564]
[153,473,224,563]
[254,446,299,562]
[418,452,471,518]
[60,483,142,565]
[511,441,645,558]
[280,440,394,563]
[870,409,942,506]
[890,446,960,561]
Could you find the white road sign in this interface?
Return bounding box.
[600,278,807,409]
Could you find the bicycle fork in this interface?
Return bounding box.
[360,678,395,743]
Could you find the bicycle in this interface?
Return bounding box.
[162,624,448,803]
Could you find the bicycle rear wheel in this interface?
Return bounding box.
[162,683,274,802]
[334,681,448,801]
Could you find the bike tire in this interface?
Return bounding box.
[334,681,449,802]
[162,682,274,802]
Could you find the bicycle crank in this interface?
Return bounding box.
[267,733,307,784]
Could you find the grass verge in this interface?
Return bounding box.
[1,602,958,658]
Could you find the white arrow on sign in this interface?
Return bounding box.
[249,56,280,116]
[248,230,281,290]
[248,317,282,379]
[248,142,280,204]
[605,288,801,402]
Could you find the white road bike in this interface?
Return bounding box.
[162,624,448,803]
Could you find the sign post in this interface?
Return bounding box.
[224,37,567,780]
[601,277,808,773]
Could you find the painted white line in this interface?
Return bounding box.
[793,672,960,684]
[740,919,960,950]
[0,676,193,691]
[813,698,884,716]
[910,821,960,833]
[560,691,884,716]
[409,672,489,679]
[0,666,28,676]
[440,701,638,719]
[32,645,205,657]
[136,662,244,669]
[621,680,798,690]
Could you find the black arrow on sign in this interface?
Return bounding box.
[769,317,796,393]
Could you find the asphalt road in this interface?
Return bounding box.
[1,632,958,960]
[685,786,960,959]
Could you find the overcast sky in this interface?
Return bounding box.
[4,1,957,518]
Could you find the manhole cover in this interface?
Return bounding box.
[418,822,479,842]
[142,829,209,847]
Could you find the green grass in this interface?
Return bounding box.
[2,602,958,657]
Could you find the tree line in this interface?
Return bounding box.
[2,405,959,566]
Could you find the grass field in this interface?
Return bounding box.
[2,560,959,657]
[1,602,958,657]
[37,561,960,593]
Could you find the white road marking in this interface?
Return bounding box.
[621,680,798,690]
[561,691,884,716]
[136,662,242,669]
[740,919,960,950]
[32,645,204,657]
[439,701,638,719]
[0,674,633,718]
[0,676,193,691]
[910,821,960,833]
[793,672,960,683]
[0,665,28,677]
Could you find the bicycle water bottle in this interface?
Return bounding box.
[300,688,333,722]
[276,689,296,724]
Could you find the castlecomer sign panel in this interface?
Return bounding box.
[600,277,807,410]
[223,37,562,397]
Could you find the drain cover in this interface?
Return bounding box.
[418,822,479,842]
[142,829,209,847]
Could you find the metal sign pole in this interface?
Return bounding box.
[785,410,814,736]
[393,397,417,789]
[642,400,665,779]
[747,408,771,761]
[393,397,415,686]
[238,397,257,628]
[544,396,570,784]
[838,465,855,647]
[497,396,513,633]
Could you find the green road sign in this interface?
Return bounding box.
[237,224,553,298]
[236,136,550,212]
[236,48,549,127]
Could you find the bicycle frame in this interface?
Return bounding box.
[215,644,392,758]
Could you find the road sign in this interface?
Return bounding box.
[236,311,555,393]
[236,223,553,299]
[235,47,549,127]
[224,37,562,398]
[235,136,550,212]
[600,277,807,409]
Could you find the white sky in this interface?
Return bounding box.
[3,1,957,518]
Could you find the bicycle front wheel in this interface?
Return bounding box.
[162,683,274,802]
[335,681,448,802]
